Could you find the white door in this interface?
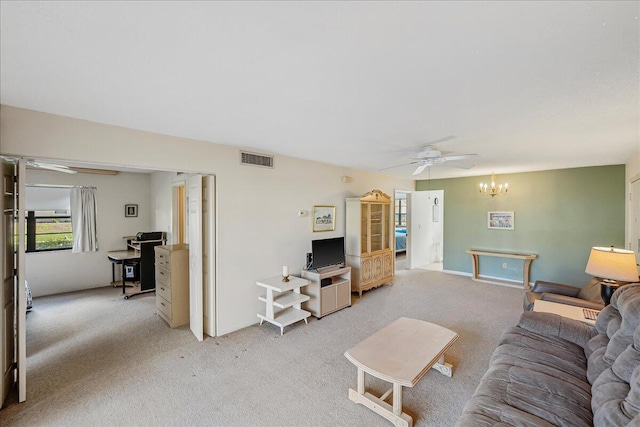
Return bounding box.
[17,159,26,402]
[407,190,444,270]
[202,176,215,337]
[1,159,16,407]
[407,191,429,269]
[188,175,204,341]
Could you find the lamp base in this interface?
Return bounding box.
[600,281,619,306]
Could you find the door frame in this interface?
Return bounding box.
[394,190,411,268]
[406,189,444,270]
[630,173,640,272]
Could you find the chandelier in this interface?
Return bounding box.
[479,173,508,197]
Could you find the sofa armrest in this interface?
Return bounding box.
[531,280,581,297]
[518,311,597,349]
[540,293,604,310]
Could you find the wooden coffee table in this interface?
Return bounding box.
[344,317,459,427]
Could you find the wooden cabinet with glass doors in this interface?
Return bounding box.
[346,190,394,297]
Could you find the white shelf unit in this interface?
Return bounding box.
[256,275,311,335]
[301,267,351,318]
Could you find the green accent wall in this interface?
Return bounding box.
[415,165,626,287]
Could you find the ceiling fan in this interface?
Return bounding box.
[26,160,77,174]
[381,145,478,175]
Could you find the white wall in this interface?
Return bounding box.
[24,168,151,297]
[150,171,182,244]
[1,105,413,335]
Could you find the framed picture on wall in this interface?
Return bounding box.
[488,211,514,230]
[125,204,138,218]
[313,205,336,232]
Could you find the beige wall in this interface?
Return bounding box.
[1,105,413,335]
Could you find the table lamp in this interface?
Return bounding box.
[585,246,639,306]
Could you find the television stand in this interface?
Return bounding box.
[315,264,344,274]
[301,267,351,318]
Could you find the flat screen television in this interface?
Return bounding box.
[311,237,345,271]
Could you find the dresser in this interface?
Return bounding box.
[346,190,394,297]
[155,244,189,328]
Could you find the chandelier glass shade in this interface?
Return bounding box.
[479,173,508,197]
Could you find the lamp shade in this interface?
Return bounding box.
[585,246,639,282]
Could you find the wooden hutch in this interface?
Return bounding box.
[345,190,394,297]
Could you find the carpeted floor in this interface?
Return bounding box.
[0,268,524,427]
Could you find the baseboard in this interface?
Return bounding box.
[443,269,529,289]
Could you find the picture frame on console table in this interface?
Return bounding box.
[313,205,335,232]
[488,211,514,230]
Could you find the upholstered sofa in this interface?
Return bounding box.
[458,283,640,426]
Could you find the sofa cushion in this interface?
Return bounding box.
[587,284,640,426]
[458,318,593,427]
[576,278,604,304]
[590,331,640,426]
[587,284,640,384]
[519,311,596,349]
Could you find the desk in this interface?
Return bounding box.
[465,249,537,288]
[107,250,141,299]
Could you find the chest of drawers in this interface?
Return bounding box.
[155,244,189,328]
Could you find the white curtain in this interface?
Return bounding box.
[70,187,98,253]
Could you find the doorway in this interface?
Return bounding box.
[631,176,640,273]
[8,158,218,404]
[172,183,186,245]
[407,190,444,271]
[394,191,409,270]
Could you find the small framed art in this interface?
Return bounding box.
[125,204,138,218]
[313,205,336,232]
[488,211,514,230]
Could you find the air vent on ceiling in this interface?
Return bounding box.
[240,151,274,169]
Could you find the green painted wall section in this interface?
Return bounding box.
[415,165,626,287]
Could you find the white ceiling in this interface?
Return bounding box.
[1,1,638,179]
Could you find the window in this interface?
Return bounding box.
[395,199,407,227]
[23,186,73,252]
[26,210,73,252]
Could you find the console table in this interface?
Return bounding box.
[465,249,537,289]
[256,275,311,335]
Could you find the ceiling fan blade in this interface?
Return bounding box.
[412,164,428,175]
[378,161,417,171]
[447,162,476,170]
[440,154,478,162]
